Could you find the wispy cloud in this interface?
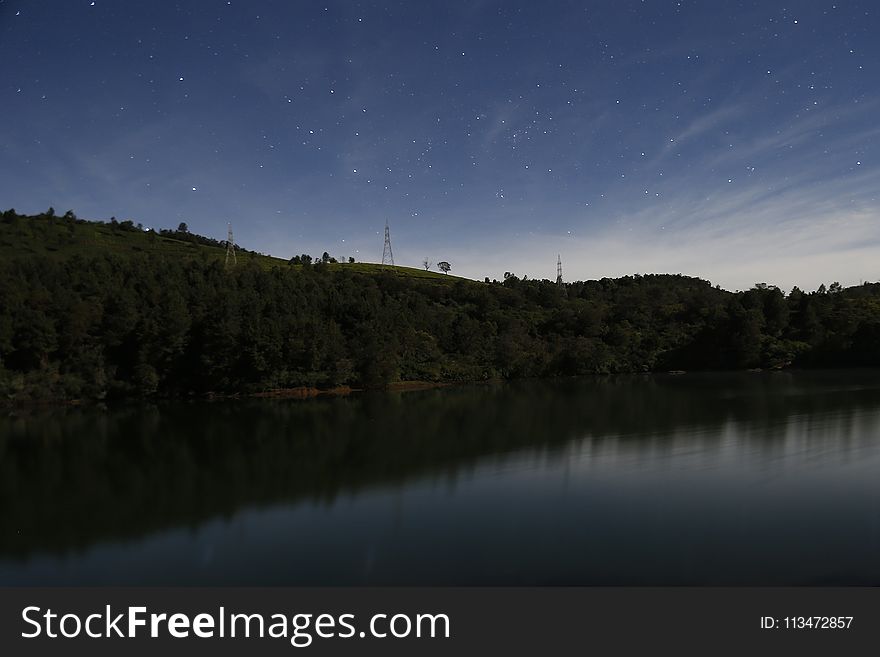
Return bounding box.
[436,97,880,291]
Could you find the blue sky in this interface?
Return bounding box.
[1,0,877,290]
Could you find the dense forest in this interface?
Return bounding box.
[1,209,879,402]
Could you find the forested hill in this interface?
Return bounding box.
[1,208,879,402]
[0,207,449,280]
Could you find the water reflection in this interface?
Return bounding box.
[1,370,879,584]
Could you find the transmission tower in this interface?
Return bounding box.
[556,254,563,284]
[225,222,237,267]
[382,219,394,267]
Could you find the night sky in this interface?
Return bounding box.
[1,1,877,290]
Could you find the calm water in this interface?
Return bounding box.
[1,370,879,585]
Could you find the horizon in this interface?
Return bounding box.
[1,1,878,291]
[8,207,869,294]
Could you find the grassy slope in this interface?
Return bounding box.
[0,213,459,281]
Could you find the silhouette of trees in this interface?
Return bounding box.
[438,261,451,274]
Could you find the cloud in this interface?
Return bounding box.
[435,104,880,292]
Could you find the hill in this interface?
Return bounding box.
[0,208,453,281]
[1,208,879,402]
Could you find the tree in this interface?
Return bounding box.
[348,257,355,264]
[437,261,451,274]
[322,251,331,263]
[423,258,432,271]
[177,222,189,233]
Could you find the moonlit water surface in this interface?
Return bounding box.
[1,370,879,585]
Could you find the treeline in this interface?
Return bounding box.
[0,207,262,257]
[1,215,879,401]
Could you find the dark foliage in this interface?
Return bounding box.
[1,209,879,401]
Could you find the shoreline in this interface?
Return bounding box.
[244,380,453,400]
[0,379,457,408]
[2,366,873,408]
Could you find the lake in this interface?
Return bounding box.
[1,370,879,585]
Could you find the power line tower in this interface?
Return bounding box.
[556,254,563,285]
[382,219,394,267]
[225,222,237,267]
